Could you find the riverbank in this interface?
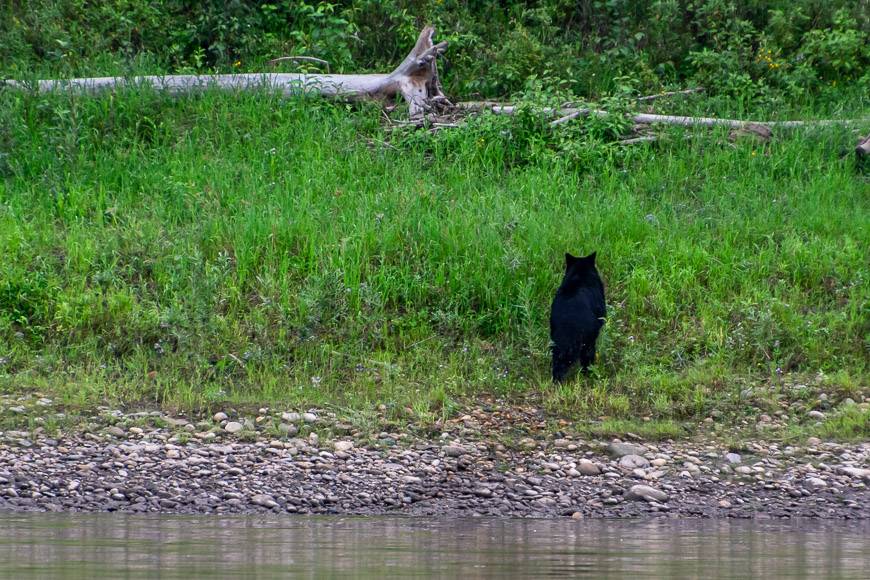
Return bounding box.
[2,403,867,519]
[3,88,869,433]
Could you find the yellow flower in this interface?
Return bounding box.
[233,60,241,67]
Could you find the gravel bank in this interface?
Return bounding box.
[1,409,867,519]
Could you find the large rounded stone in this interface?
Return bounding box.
[607,442,649,457]
[577,459,601,476]
[618,454,650,469]
[625,485,669,503]
[224,422,243,434]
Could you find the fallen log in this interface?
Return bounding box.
[630,112,866,128]
[3,27,450,118]
[455,102,868,131]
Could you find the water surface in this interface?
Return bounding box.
[0,514,867,578]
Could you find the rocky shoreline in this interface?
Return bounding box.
[1,407,868,519]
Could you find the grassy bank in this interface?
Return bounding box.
[0,87,868,438]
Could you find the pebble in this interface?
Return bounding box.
[625,485,668,503]
[577,460,601,476]
[334,441,354,452]
[250,494,278,509]
[302,413,317,424]
[519,438,537,450]
[213,412,228,422]
[607,442,649,458]
[442,446,466,457]
[838,466,870,482]
[803,477,828,491]
[724,453,742,464]
[278,423,298,436]
[282,413,301,423]
[224,422,243,434]
[808,411,826,420]
[618,454,650,469]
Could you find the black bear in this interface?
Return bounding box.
[549,251,606,382]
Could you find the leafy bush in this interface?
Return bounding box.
[2,1,868,104]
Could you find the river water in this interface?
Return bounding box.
[0,514,866,578]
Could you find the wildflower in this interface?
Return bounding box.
[233,60,241,67]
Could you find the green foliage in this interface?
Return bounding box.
[398,79,634,170]
[2,1,868,103]
[0,1,867,429]
[0,88,867,421]
[800,9,869,81]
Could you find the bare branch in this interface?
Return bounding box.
[550,110,591,126]
[619,135,658,145]
[267,56,331,73]
[636,88,704,103]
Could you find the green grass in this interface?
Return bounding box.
[783,404,870,442]
[0,87,868,438]
[576,419,687,442]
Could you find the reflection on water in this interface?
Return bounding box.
[0,514,866,578]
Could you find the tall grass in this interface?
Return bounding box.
[0,88,867,424]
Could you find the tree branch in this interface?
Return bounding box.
[267,56,331,73]
[636,88,704,102]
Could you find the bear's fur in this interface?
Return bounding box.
[549,251,606,382]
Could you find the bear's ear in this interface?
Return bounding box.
[565,252,577,268]
[584,251,597,265]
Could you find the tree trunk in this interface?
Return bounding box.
[456,102,866,130]
[3,27,449,118]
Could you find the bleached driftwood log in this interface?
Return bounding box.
[3,27,450,118]
[455,102,867,130]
